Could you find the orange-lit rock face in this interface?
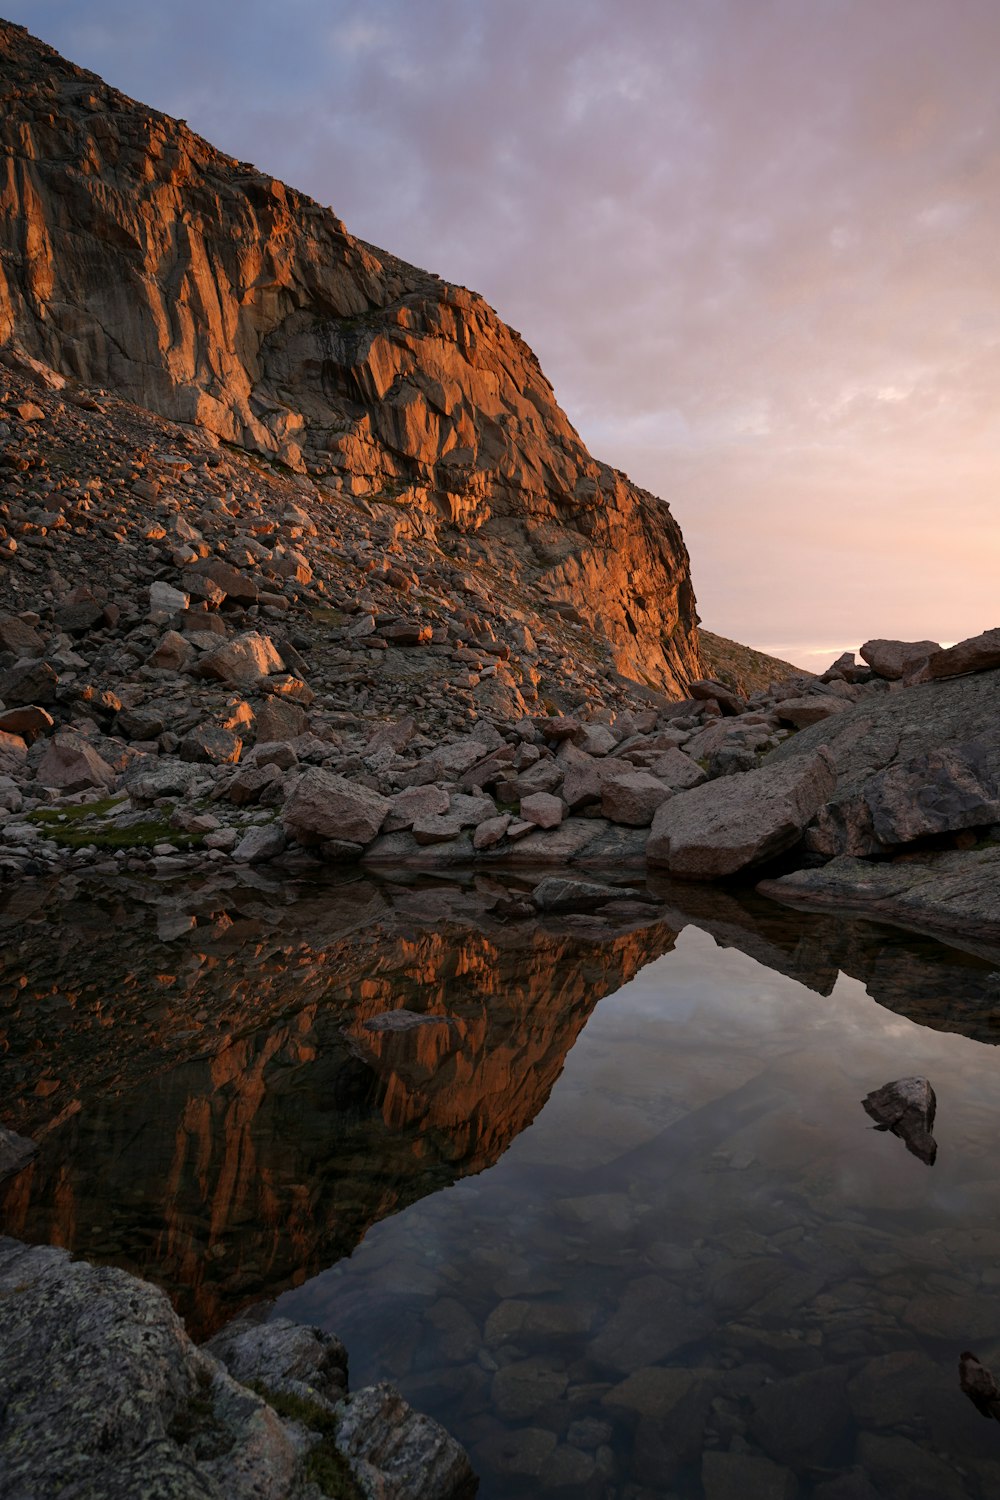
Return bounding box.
[0,21,701,694]
[0,873,678,1337]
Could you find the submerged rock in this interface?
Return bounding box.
[861,1077,938,1164]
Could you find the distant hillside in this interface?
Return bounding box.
[699,630,807,696]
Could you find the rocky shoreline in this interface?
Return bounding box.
[2,613,997,954]
[0,1235,474,1499]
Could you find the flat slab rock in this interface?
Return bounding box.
[0,1237,474,1500]
[759,847,1000,949]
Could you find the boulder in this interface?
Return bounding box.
[148,579,190,622]
[0,1237,474,1500]
[647,747,836,878]
[473,813,511,849]
[0,613,45,658]
[573,723,617,756]
[0,729,27,775]
[926,627,1000,680]
[774,696,848,728]
[520,791,564,829]
[860,638,940,680]
[254,698,308,741]
[600,769,673,826]
[412,814,465,845]
[647,746,707,791]
[36,734,117,793]
[233,823,287,863]
[282,766,389,846]
[0,704,54,741]
[0,659,58,705]
[198,632,284,686]
[179,724,244,765]
[384,785,451,832]
[125,760,203,802]
[688,678,747,715]
[862,1077,937,1165]
[148,629,194,673]
[198,558,259,604]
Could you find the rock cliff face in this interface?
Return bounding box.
[0,20,700,693]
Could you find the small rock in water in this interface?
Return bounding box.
[861,1076,937,1164]
[959,1351,1000,1420]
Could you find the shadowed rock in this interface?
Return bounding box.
[959,1351,1000,1420]
[862,1077,938,1164]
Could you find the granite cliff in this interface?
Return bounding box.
[0,19,700,694]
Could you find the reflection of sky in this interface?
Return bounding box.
[277,923,1000,1338]
[10,1,1000,665]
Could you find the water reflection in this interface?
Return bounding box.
[3,872,1000,1495]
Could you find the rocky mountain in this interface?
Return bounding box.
[0,18,700,695]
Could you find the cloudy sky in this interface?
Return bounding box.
[9,0,1000,666]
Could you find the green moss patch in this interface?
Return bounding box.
[247,1384,361,1500]
[27,806,203,852]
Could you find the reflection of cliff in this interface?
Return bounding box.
[0,873,677,1337]
[656,880,1000,1044]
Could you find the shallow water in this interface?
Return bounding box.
[4,871,1000,1495]
[275,923,1000,1498]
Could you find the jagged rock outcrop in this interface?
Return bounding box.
[0,1236,474,1500]
[0,20,700,693]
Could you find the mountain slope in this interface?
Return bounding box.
[0,19,701,695]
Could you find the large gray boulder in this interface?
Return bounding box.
[0,1239,474,1500]
[647,748,836,878]
[282,767,390,846]
[769,668,1000,857]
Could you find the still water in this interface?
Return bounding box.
[4,871,1000,1496]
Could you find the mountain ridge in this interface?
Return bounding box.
[0,17,701,694]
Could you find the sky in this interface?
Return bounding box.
[7,0,1000,667]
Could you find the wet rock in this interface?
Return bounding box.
[648,747,836,877]
[749,1364,850,1467]
[927,627,1000,679]
[334,1380,475,1498]
[0,1125,37,1181]
[701,1450,797,1500]
[490,1357,568,1420]
[591,1276,713,1373]
[233,823,287,863]
[960,1351,1000,1420]
[847,1350,940,1429]
[282,767,389,846]
[425,1299,481,1366]
[475,1426,557,1479]
[856,1432,967,1500]
[532,876,631,912]
[861,1077,937,1164]
[759,847,1000,947]
[860,638,940,680]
